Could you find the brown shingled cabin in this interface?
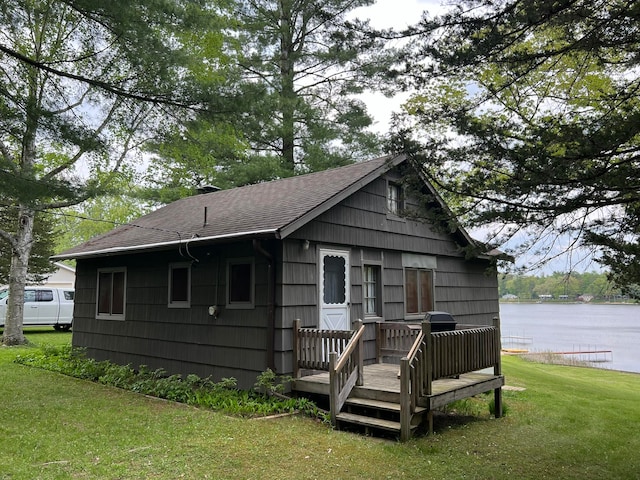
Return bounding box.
[54,154,505,439]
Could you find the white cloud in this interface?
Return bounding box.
[352,1,454,133]
[353,0,448,29]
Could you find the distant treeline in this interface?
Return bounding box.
[498,272,639,301]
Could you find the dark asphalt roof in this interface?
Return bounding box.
[54,154,405,259]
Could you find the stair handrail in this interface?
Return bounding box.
[329,319,365,425]
[399,321,431,441]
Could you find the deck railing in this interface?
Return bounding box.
[431,325,501,379]
[293,319,355,376]
[376,322,422,362]
[293,319,365,424]
[399,318,502,440]
[294,317,502,439]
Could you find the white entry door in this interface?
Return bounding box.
[319,248,350,331]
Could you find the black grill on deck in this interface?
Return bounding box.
[424,311,457,332]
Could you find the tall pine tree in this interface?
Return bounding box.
[144,0,393,200]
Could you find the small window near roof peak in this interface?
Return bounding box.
[387,182,402,214]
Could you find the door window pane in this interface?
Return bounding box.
[36,290,54,302]
[323,255,346,304]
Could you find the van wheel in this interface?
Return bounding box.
[54,325,72,332]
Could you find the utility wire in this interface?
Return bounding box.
[1,201,189,239]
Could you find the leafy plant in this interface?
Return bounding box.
[254,368,293,397]
[14,346,324,420]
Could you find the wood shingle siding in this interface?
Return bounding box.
[276,176,500,370]
[292,182,460,257]
[72,245,275,386]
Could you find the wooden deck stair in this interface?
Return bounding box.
[338,396,427,436]
[293,363,431,437]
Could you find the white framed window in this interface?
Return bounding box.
[387,182,403,215]
[96,268,126,320]
[363,265,382,317]
[168,262,191,308]
[227,258,254,309]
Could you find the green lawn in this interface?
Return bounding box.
[1,329,639,479]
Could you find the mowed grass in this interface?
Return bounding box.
[1,328,639,479]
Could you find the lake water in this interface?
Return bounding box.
[499,303,640,374]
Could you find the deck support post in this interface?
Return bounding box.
[400,357,411,441]
[422,321,433,395]
[493,316,503,418]
[329,351,338,426]
[293,319,301,379]
[353,319,364,386]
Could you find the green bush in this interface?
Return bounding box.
[14,346,325,420]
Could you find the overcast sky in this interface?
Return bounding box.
[351,0,447,132]
[356,0,445,28]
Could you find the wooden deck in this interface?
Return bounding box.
[292,319,504,440]
[294,363,504,410]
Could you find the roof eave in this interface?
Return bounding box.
[403,156,481,249]
[52,228,281,261]
[479,248,515,262]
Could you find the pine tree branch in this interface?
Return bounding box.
[0,43,203,111]
[0,226,17,250]
[0,142,16,170]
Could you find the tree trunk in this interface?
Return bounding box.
[1,207,34,346]
[279,0,296,172]
[2,44,40,346]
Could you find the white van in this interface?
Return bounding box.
[0,286,74,331]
